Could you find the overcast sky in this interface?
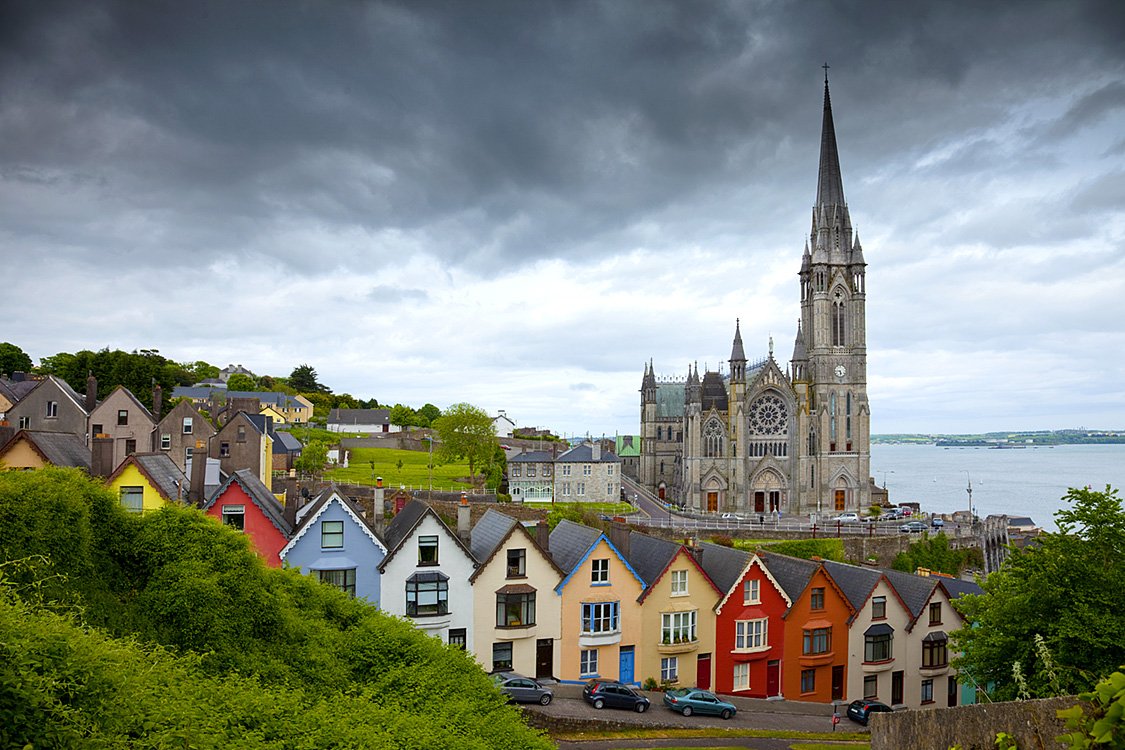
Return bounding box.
[3,0,1123,437]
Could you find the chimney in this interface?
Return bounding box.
[152,384,163,423]
[607,521,630,558]
[535,520,550,552]
[85,373,97,413]
[375,476,385,517]
[188,440,208,506]
[90,434,114,478]
[457,491,471,544]
[282,476,299,528]
[591,441,601,461]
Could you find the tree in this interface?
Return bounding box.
[432,403,496,485]
[289,364,331,394]
[0,342,33,376]
[417,403,442,427]
[953,486,1125,701]
[389,403,417,429]
[225,373,258,391]
[892,532,982,576]
[294,440,329,479]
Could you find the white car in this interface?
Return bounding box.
[831,512,861,523]
[721,513,745,521]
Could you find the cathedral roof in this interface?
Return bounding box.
[701,371,728,411]
[791,320,807,362]
[655,382,685,418]
[730,320,746,363]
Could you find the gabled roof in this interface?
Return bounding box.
[28,375,90,414]
[549,520,645,594]
[279,486,385,559]
[508,450,554,463]
[614,435,641,458]
[93,385,156,424]
[107,452,187,503]
[202,469,291,536]
[271,430,303,452]
[0,378,38,404]
[467,510,564,583]
[882,568,939,621]
[756,551,820,603]
[327,408,390,424]
[696,541,752,596]
[556,443,619,463]
[713,554,794,614]
[625,533,722,604]
[821,559,883,613]
[935,576,983,600]
[377,499,476,572]
[0,429,90,469]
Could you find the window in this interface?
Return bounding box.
[922,633,948,668]
[496,591,536,627]
[703,418,724,457]
[185,446,194,463]
[222,504,245,530]
[182,417,193,434]
[872,596,887,619]
[118,409,128,426]
[45,401,58,418]
[733,663,749,691]
[418,535,439,565]
[865,632,893,662]
[220,441,231,457]
[744,579,760,604]
[511,465,521,477]
[801,669,816,693]
[576,481,585,496]
[448,628,466,649]
[125,439,136,456]
[317,568,356,597]
[580,649,598,676]
[661,656,678,682]
[562,465,571,476]
[92,423,102,435]
[581,602,619,634]
[591,558,609,584]
[670,570,688,596]
[608,465,614,476]
[321,520,344,549]
[736,619,768,650]
[606,483,613,496]
[921,679,934,704]
[561,482,571,496]
[492,642,513,672]
[405,572,448,616]
[583,464,591,476]
[864,675,878,699]
[160,433,171,450]
[810,587,825,610]
[929,602,942,625]
[661,610,697,644]
[17,416,30,429]
[803,627,831,655]
[506,548,526,578]
[119,486,144,514]
[237,425,246,443]
[543,465,551,477]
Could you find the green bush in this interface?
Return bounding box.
[759,538,845,561]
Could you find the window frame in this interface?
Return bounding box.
[803,627,831,655]
[810,587,825,610]
[670,569,688,596]
[732,662,749,691]
[580,649,598,676]
[321,520,344,549]
[317,568,356,597]
[922,636,948,668]
[160,433,172,450]
[800,668,815,693]
[506,548,526,578]
[590,558,609,584]
[492,642,513,672]
[581,601,619,634]
[929,601,942,625]
[405,575,448,617]
[496,591,536,627]
[119,486,144,514]
[863,674,878,699]
[744,578,760,604]
[735,618,768,651]
[182,416,193,434]
[872,595,887,619]
[661,610,697,644]
[418,535,439,565]
[865,632,893,662]
[117,409,129,426]
[660,656,678,682]
[221,504,245,530]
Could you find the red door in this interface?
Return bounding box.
[766,660,780,697]
[696,653,711,690]
[754,491,765,512]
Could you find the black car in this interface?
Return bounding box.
[845,699,893,726]
[582,679,650,712]
[492,673,553,705]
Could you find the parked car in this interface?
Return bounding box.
[831,512,861,523]
[846,699,893,726]
[582,679,650,712]
[930,516,945,529]
[720,512,745,521]
[662,688,737,719]
[492,673,553,705]
[901,520,929,533]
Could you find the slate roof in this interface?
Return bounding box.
[271,430,303,453]
[548,519,602,574]
[556,443,620,463]
[757,552,820,602]
[382,499,431,553]
[0,430,90,469]
[937,576,984,600]
[328,408,390,425]
[0,378,37,404]
[882,568,938,619]
[203,469,291,536]
[470,508,519,563]
[171,387,306,410]
[623,531,681,588]
[696,541,753,595]
[701,371,728,411]
[509,450,553,463]
[822,560,883,612]
[128,453,188,502]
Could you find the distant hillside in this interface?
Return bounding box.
[873,429,1125,446]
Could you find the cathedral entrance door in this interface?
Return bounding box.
[769,491,780,512]
[834,490,846,511]
[754,492,765,513]
[658,485,666,500]
[707,492,718,512]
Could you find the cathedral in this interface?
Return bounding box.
[639,76,872,517]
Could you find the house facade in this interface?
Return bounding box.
[779,564,852,702]
[712,553,792,697]
[6,375,89,438]
[202,470,292,567]
[210,412,273,485]
[156,400,216,472]
[553,443,621,503]
[0,429,90,471]
[280,488,387,606]
[327,408,396,433]
[508,450,555,502]
[88,386,157,472]
[106,453,187,514]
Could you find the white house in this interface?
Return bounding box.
[493,410,516,439]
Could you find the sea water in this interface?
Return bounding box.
[870,443,1125,532]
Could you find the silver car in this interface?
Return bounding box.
[492,672,553,705]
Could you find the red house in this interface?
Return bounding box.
[202,469,292,567]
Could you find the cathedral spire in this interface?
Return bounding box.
[816,66,846,212]
[730,319,746,362]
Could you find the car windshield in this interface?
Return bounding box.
[666,688,692,697]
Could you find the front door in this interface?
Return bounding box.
[834,490,846,511]
[707,492,718,512]
[769,491,780,512]
[696,653,711,690]
[766,660,780,697]
[947,676,958,707]
[754,491,765,513]
[536,638,554,680]
[658,484,666,500]
[831,665,845,700]
[891,670,904,705]
[619,646,635,684]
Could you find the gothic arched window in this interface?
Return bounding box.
[703,419,724,458]
[832,289,847,346]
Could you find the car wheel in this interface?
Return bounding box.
[720,709,732,720]
[635,702,648,713]
[593,698,605,709]
[539,694,552,706]
[682,706,693,717]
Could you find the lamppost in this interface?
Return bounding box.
[421,435,434,494]
[881,470,894,489]
[965,471,973,517]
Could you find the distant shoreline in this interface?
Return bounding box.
[872,431,1125,447]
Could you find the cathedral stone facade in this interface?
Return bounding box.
[639,78,872,517]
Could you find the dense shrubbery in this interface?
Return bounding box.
[0,468,551,749]
[757,538,845,561]
[892,532,983,576]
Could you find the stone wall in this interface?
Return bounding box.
[870,696,1086,750]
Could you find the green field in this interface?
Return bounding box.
[325,447,476,491]
[523,501,635,515]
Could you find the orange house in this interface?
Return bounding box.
[780,563,854,703]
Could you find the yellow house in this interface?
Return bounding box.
[105,453,187,514]
[549,520,646,684]
[627,535,722,691]
[0,430,91,471]
[259,404,287,425]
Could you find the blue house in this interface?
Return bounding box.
[279,487,388,606]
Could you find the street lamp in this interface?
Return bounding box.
[881,470,894,489]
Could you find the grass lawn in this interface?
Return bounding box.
[325,446,476,491]
[523,501,636,515]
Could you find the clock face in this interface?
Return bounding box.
[834,365,846,379]
[749,394,786,435]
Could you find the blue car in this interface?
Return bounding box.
[662,688,737,719]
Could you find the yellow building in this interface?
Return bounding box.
[105,453,187,513]
[0,430,90,471]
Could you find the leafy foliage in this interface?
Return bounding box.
[225,372,259,391]
[288,364,331,394]
[0,341,33,375]
[892,532,983,575]
[953,486,1125,701]
[433,403,497,484]
[36,347,195,401]
[756,538,845,561]
[294,440,329,479]
[1058,668,1125,749]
